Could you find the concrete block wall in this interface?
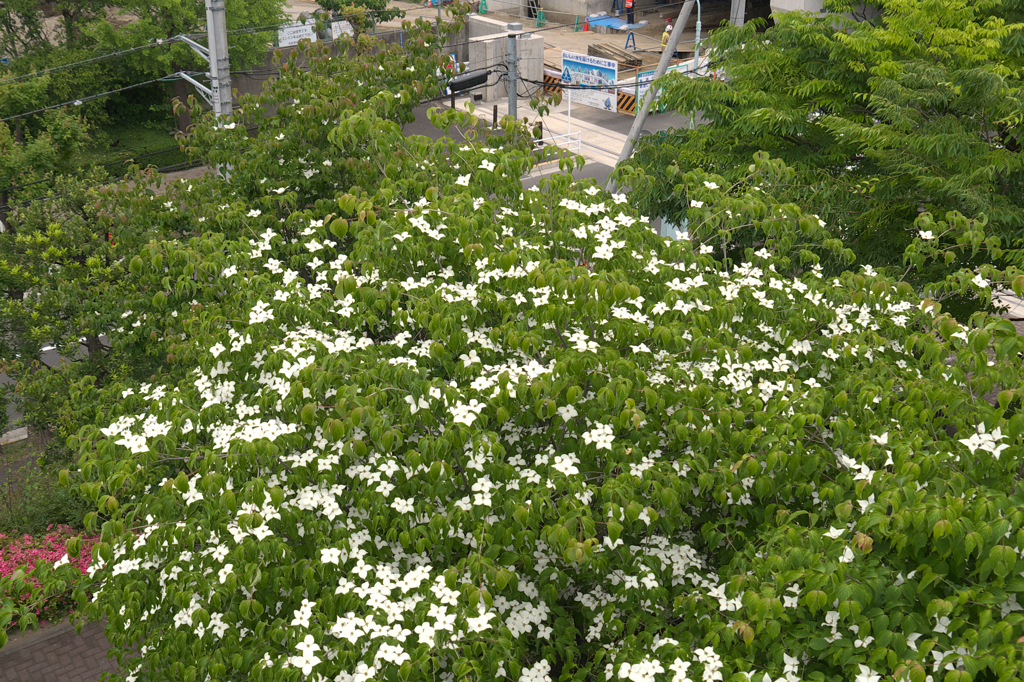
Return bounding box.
[467,31,544,103]
[540,0,609,21]
[468,13,515,38]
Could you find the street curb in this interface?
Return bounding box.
[0,427,28,446]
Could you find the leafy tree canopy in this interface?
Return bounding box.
[313,0,406,26]
[625,0,1024,316]
[3,15,1024,682]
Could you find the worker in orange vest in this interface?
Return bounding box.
[625,0,634,25]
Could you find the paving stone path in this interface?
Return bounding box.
[0,621,117,682]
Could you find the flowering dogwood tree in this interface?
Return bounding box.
[3,34,1024,682]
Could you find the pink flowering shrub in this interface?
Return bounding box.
[0,525,97,623]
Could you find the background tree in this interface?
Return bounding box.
[0,0,51,58]
[2,15,456,447]
[625,0,1024,317]
[89,0,286,131]
[313,0,405,25]
[0,110,91,193]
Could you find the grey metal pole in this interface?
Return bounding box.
[729,0,746,25]
[205,0,232,120]
[507,22,521,121]
[693,0,701,72]
[605,1,695,192]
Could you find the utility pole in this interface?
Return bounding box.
[729,0,746,26]
[507,22,521,121]
[205,0,232,120]
[605,0,695,192]
[693,0,701,72]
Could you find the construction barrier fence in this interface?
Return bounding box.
[616,91,636,115]
[543,72,562,94]
[544,59,714,115]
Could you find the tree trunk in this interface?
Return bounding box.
[83,334,103,358]
[172,77,194,133]
[0,190,10,233]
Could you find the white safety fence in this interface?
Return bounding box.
[536,131,583,154]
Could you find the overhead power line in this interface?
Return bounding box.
[0,40,180,86]
[0,74,190,123]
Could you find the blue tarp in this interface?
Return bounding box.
[587,15,645,30]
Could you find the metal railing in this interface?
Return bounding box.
[537,130,582,154]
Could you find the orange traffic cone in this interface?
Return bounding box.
[583,16,589,30]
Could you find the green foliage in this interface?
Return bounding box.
[3,15,1024,682]
[78,121,188,170]
[0,438,89,536]
[0,384,10,438]
[0,167,159,440]
[0,0,50,58]
[0,110,91,193]
[315,0,405,24]
[0,466,90,536]
[90,0,286,75]
[631,0,1024,312]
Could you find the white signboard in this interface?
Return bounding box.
[278,20,318,47]
[561,50,618,112]
[635,63,689,102]
[633,56,713,103]
[330,20,354,39]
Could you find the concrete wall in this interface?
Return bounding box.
[468,13,514,38]
[769,0,880,18]
[467,31,544,103]
[769,0,822,13]
[479,0,607,22]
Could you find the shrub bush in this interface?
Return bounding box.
[0,525,96,625]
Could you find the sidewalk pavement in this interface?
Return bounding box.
[0,621,117,682]
[446,87,692,168]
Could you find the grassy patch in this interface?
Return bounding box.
[78,122,192,175]
[0,434,89,536]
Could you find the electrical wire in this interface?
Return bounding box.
[425,0,722,54]
[0,10,408,86]
[0,0,715,88]
[0,74,190,123]
[0,40,180,86]
[0,12,391,87]
[190,6,414,40]
[0,143,189,196]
